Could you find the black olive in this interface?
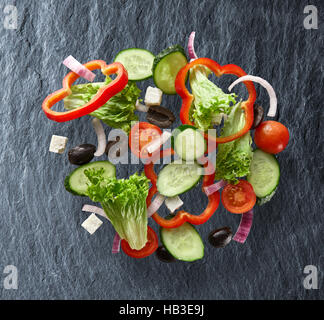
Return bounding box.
[68,144,96,165]
[155,246,175,263]
[251,104,264,129]
[147,106,176,128]
[208,227,233,248]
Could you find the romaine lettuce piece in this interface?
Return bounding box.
[189,65,237,131]
[85,169,149,250]
[64,77,140,134]
[215,102,252,184]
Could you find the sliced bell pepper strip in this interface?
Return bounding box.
[42,60,128,122]
[175,58,257,144]
[145,148,220,228]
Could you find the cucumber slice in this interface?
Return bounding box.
[114,48,155,81]
[247,149,280,199]
[153,45,188,94]
[160,222,204,262]
[64,161,116,196]
[173,125,206,161]
[157,161,202,197]
[256,188,277,206]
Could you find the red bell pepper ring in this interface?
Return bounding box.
[42,60,128,122]
[145,148,220,228]
[175,58,257,144]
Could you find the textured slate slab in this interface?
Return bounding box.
[0,0,323,300]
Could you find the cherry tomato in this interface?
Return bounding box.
[129,122,162,158]
[254,121,289,154]
[121,226,158,259]
[221,180,256,214]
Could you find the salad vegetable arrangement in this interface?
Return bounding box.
[43,32,289,262]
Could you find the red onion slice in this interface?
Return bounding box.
[92,118,106,157]
[135,100,149,113]
[82,204,109,221]
[63,55,96,82]
[188,31,198,60]
[204,180,227,196]
[233,209,254,243]
[228,75,277,117]
[147,193,165,218]
[112,232,121,254]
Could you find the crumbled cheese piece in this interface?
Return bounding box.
[49,135,68,154]
[146,131,172,154]
[165,196,184,213]
[144,86,163,106]
[81,214,103,235]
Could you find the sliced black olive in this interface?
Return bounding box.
[208,227,233,248]
[155,246,175,263]
[251,104,264,129]
[68,144,96,165]
[147,106,175,128]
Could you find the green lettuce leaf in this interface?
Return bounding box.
[215,102,252,184]
[84,169,149,250]
[189,65,237,131]
[64,77,141,134]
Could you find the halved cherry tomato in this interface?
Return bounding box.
[254,121,289,154]
[121,226,158,259]
[221,180,256,214]
[129,122,162,158]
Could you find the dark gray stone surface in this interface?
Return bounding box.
[0,0,323,300]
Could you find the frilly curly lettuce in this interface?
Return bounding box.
[64,77,140,134]
[84,170,149,250]
[215,102,252,184]
[189,65,237,131]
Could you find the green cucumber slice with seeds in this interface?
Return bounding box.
[172,125,206,161]
[160,221,204,262]
[247,149,280,203]
[153,45,188,94]
[157,161,202,197]
[64,161,116,196]
[256,188,277,206]
[114,48,155,81]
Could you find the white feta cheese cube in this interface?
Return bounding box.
[49,135,68,154]
[81,214,103,235]
[165,196,184,213]
[144,86,163,106]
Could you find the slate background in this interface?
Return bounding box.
[0,0,323,300]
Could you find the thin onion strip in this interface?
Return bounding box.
[188,31,198,60]
[92,118,106,157]
[112,233,121,254]
[233,209,254,243]
[147,193,165,218]
[145,131,172,154]
[63,55,96,82]
[228,75,277,117]
[204,180,227,196]
[82,204,109,221]
[135,100,149,113]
